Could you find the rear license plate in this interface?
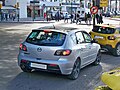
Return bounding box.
[30,63,47,69]
[94,36,103,39]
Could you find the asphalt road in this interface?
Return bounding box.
[0,18,120,90]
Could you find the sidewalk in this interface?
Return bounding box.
[0,17,93,24]
[0,17,55,23]
[109,17,120,21]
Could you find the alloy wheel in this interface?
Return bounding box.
[116,44,120,56]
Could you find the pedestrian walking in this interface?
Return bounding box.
[99,14,103,24]
[70,13,73,23]
[12,12,16,21]
[64,13,69,23]
[96,14,99,24]
[72,13,75,23]
[87,12,91,25]
[84,13,88,24]
[5,13,8,21]
[44,13,47,21]
[1,13,4,21]
[76,12,81,24]
[46,14,51,22]
[55,11,60,21]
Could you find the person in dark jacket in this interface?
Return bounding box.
[96,14,99,24]
[84,13,88,24]
[87,12,91,25]
[99,14,103,24]
[76,12,81,24]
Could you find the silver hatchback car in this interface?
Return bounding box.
[18,26,101,80]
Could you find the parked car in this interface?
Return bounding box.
[18,26,101,80]
[90,24,120,56]
[60,12,71,19]
[116,11,120,15]
[46,11,58,20]
[104,12,112,17]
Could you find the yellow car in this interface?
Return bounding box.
[95,67,120,90]
[90,24,120,56]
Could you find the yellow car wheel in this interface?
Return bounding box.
[112,43,120,56]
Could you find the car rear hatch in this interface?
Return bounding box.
[24,29,66,61]
[91,26,116,45]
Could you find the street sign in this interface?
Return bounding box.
[100,0,108,7]
[90,6,98,14]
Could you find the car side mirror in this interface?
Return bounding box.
[91,39,98,43]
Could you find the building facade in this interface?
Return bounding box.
[1,0,93,19]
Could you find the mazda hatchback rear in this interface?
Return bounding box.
[18,27,101,80]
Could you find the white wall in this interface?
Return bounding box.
[18,0,27,18]
[5,0,28,18]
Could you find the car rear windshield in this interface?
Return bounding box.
[26,30,66,46]
[92,26,115,34]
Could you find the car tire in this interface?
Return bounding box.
[93,50,101,66]
[20,64,32,73]
[68,58,81,80]
[112,43,120,56]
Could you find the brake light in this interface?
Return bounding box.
[89,32,91,35]
[54,49,72,56]
[49,64,57,67]
[44,30,51,33]
[19,43,27,51]
[108,36,116,40]
[21,59,27,63]
[19,43,23,50]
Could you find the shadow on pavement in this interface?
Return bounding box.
[6,64,102,90]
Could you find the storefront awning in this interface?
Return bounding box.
[1,6,16,10]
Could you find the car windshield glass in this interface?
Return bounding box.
[26,30,66,46]
[92,26,115,34]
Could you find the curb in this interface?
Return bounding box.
[0,21,55,24]
[109,18,120,21]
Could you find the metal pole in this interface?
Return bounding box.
[119,0,120,11]
[33,1,35,21]
[0,8,1,21]
[17,8,19,22]
[92,0,95,28]
[115,0,117,12]
[110,0,111,12]
[71,0,72,23]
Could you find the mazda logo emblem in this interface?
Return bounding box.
[37,47,42,52]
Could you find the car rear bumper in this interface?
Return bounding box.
[18,55,73,75]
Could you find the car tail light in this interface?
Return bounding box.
[108,36,116,40]
[54,49,72,56]
[89,32,91,35]
[21,59,27,63]
[43,30,51,33]
[49,64,57,67]
[19,43,27,51]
